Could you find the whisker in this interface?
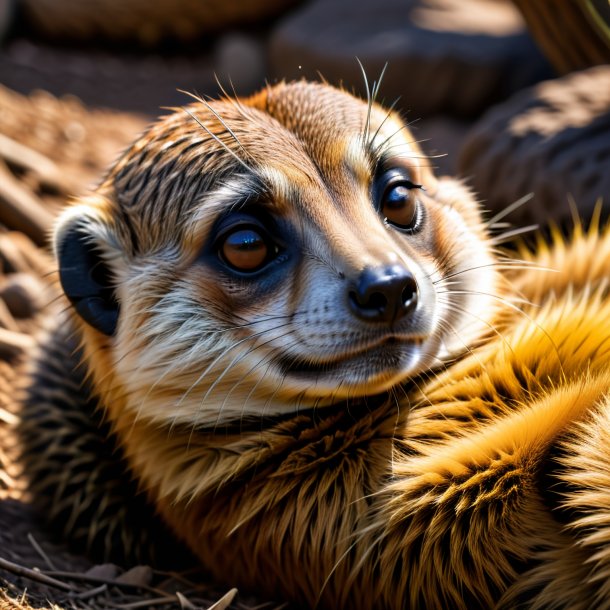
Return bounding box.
[438,288,566,376]
[431,261,556,284]
[437,288,537,308]
[356,57,373,148]
[174,320,294,433]
[207,328,297,432]
[436,297,515,356]
[179,89,251,162]
[489,224,539,245]
[182,107,254,175]
[485,193,534,227]
[369,96,401,149]
[371,62,388,104]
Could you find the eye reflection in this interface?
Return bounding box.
[221,228,268,271]
[382,184,418,228]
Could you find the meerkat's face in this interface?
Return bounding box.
[54,82,498,427]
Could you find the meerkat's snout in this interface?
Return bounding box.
[348,264,418,324]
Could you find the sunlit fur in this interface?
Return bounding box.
[31,82,610,608]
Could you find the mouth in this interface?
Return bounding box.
[275,335,427,387]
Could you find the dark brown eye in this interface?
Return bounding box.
[222,228,268,271]
[382,183,418,229]
[374,168,422,232]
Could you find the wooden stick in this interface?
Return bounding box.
[512,0,610,74]
[0,162,55,246]
[2,232,54,276]
[0,133,66,191]
[0,556,76,592]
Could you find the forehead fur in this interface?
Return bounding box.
[97,82,403,254]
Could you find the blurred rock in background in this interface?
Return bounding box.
[459,65,610,227]
[20,0,304,46]
[269,0,552,119]
[0,0,558,180]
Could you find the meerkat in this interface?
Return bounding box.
[17,81,610,609]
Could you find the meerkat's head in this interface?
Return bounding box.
[54,81,498,428]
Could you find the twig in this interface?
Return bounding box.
[69,583,108,600]
[0,556,76,592]
[206,588,237,610]
[27,533,58,571]
[0,469,15,488]
[116,595,182,609]
[0,231,54,277]
[0,406,18,425]
[0,589,31,610]
[176,591,197,609]
[0,161,55,246]
[0,133,65,187]
[44,570,163,596]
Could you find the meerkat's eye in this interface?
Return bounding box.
[213,210,284,274]
[375,169,422,232]
[221,227,269,271]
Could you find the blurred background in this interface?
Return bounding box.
[0,1,608,608]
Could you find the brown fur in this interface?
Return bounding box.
[23,82,610,608]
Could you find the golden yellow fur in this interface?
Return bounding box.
[21,82,610,609]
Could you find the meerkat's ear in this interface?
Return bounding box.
[54,200,124,336]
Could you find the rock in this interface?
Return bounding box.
[458,65,610,226]
[269,0,552,119]
[114,564,153,586]
[20,0,303,46]
[84,563,120,580]
[0,273,46,318]
[0,38,217,116]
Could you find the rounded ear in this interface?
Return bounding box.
[54,201,123,336]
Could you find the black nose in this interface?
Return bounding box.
[348,264,418,324]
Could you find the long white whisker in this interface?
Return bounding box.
[431,262,556,284]
[356,57,373,147]
[489,224,539,245]
[179,89,251,160]
[485,193,534,227]
[182,106,253,174]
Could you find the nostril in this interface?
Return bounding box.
[401,278,417,306]
[367,292,388,310]
[348,290,388,318]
